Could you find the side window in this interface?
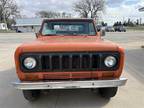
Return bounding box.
[42,23,56,35]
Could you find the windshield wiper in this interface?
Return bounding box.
[44,34,58,36]
[69,33,87,36]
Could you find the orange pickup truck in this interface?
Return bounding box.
[13,18,127,101]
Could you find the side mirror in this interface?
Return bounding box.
[97,28,101,32]
[35,33,40,38]
[100,29,106,36]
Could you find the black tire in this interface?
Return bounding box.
[99,87,118,99]
[23,90,41,101]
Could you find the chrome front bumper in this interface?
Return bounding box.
[12,78,127,90]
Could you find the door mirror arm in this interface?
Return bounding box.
[35,32,40,38]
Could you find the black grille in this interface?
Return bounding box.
[41,53,100,72]
[20,52,120,72]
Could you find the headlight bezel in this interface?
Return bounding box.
[19,53,40,72]
[101,53,120,70]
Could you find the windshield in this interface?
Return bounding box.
[41,21,96,36]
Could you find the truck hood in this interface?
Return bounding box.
[18,36,119,52]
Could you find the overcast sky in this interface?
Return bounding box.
[16,0,144,25]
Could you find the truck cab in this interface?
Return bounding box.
[13,19,127,101]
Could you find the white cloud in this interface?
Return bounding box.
[16,0,77,17]
[103,0,144,25]
[16,0,144,25]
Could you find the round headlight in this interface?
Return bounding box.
[23,57,37,69]
[104,56,117,68]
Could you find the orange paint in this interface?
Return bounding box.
[14,19,125,81]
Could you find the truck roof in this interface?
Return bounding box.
[42,18,94,22]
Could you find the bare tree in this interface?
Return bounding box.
[36,11,61,18]
[0,0,20,23]
[73,0,105,18]
[36,11,72,18]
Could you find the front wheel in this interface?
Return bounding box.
[23,90,41,101]
[99,87,118,99]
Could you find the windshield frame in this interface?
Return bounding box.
[39,19,97,36]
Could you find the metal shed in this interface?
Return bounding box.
[15,18,43,33]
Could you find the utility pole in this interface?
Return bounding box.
[139,7,144,25]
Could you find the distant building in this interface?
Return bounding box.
[15,18,43,33]
[0,23,8,30]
